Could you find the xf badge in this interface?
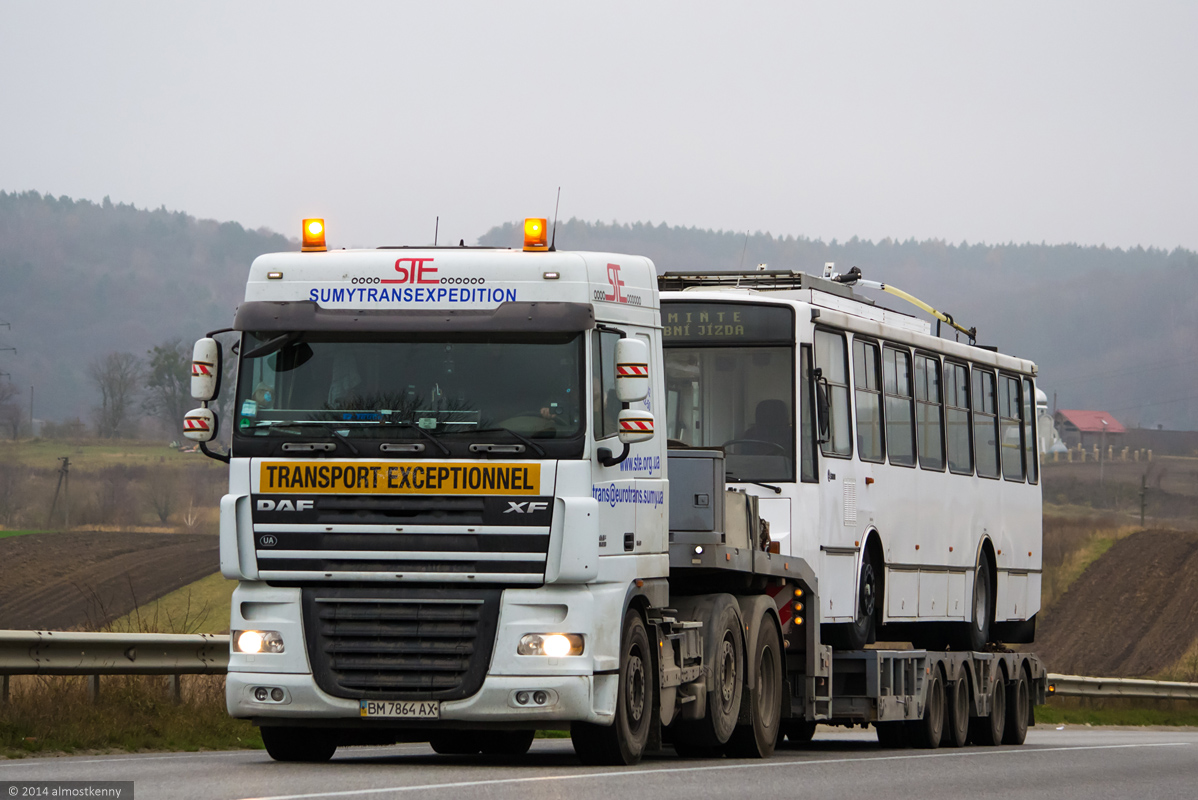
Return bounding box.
[504,501,550,514]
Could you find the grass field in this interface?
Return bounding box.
[110,572,237,634]
[0,530,52,539]
[0,438,226,471]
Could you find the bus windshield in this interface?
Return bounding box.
[233,331,584,441]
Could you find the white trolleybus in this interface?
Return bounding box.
[185,218,1045,765]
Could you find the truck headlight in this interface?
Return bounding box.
[233,630,285,654]
[517,633,584,657]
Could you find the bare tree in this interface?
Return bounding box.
[89,352,141,438]
[142,338,191,433]
[0,381,20,440]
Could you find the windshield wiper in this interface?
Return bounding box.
[726,474,783,494]
[243,331,301,359]
[469,427,546,457]
[251,420,360,455]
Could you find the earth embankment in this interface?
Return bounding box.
[0,531,219,630]
[1036,529,1198,677]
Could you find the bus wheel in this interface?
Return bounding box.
[909,668,944,749]
[261,726,337,762]
[572,610,654,765]
[944,677,970,748]
[960,557,993,651]
[824,549,878,650]
[1002,669,1030,745]
[725,616,782,758]
[967,677,1006,746]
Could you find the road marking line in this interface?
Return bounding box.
[238,742,1194,800]
[0,744,429,769]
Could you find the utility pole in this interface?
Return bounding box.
[47,457,71,529]
[1140,473,1148,528]
[1099,419,1107,486]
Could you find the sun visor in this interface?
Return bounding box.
[233,301,595,334]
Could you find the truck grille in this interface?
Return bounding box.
[302,588,501,701]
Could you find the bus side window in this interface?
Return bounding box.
[972,368,1000,479]
[916,354,945,471]
[883,346,915,467]
[853,338,884,463]
[814,329,852,458]
[946,362,973,474]
[799,344,818,482]
[1000,374,1025,481]
[1023,377,1038,484]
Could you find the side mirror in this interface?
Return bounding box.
[618,409,655,444]
[614,338,649,403]
[813,367,831,443]
[183,407,217,442]
[191,338,221,401]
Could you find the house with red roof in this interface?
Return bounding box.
[1053,409,1126,450]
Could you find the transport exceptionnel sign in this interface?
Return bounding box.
[258,461,541,495]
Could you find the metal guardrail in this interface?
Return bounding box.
[0,631,229,676]
[1047,673,1198,700]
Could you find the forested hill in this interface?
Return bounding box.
[481,220,1198,430]
[0,191,292,423]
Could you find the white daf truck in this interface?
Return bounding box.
[186,218,1046,764]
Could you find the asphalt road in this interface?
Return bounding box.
[2,727,1196,800]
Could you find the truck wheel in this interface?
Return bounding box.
[780,719,818,747]
[725,616,782,758]
[479,729,535,755]
[909,668,945,749]
[944,677,970,748]
[672,595,744,754]
[1002,669,1030,745]
[823,548,878,650]
[572,610,654,765]
[261,726,337,762]
[430,731,482,755]
[874,721,906,748]
[967,678,1006,746]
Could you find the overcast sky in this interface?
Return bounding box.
[3,1,1195,251]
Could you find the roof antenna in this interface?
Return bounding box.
[434,216,439,246]
[549,187,561,252]
[737,230,750,270]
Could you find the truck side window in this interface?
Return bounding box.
[814,329,852,458]
[592,330,621,440]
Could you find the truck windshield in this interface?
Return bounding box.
[234,331,584,441]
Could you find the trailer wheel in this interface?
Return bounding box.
[1002,669,1030,745]
[779,719,817,747]
[944,676,970,748]
[725,616,782,758]
[672,595,744,754]
[967,677,1006,746]
[909,668,945,749]
[572,610,654,765]
[874,721,906,748]
[261,726,337,762]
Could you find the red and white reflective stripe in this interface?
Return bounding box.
[767,584,793,626]
[184,418,210,431]
[616,363,649,377]
[620,417,654,432]
[192,362,214,377]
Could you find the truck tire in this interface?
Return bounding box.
[430,731,482,755]
[944,676,970,748]
[724,616,782,758]
[261,726,337,762]
[874,721,906,748]
[779,719,817,747]
[1002,669,1030,745]
[967,678,1006,746]
[671,595,744,754]
[823,548,878,650]
[572,610,654,766]
[909,668,945,749]
[480,730,535,755]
